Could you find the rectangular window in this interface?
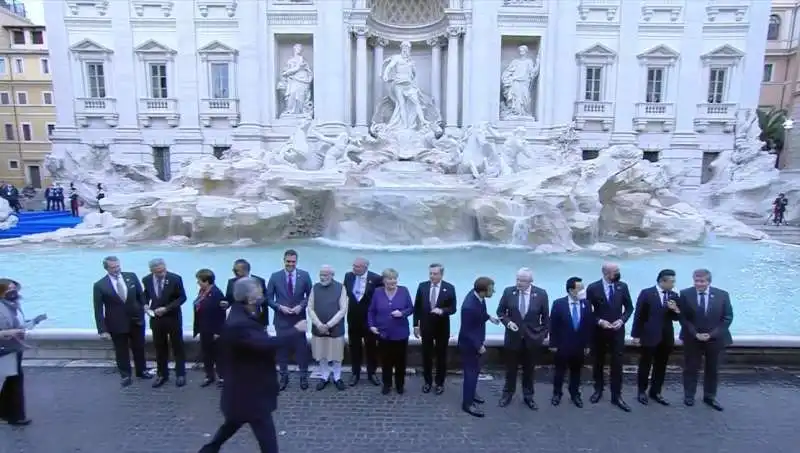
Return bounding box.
[40,58,50,74]
[20,123,32,141]
[16,92,27,105]
[0,57,5,74]
[14,58,23,74]
[149,63,169,99]
[210,63,230,99]
[763,63,774,83]
[152,146,171,181]
[11,30,25,45]
[213,146,230,159]
[8,160,19,170]
[4,123,14,140]
[47,123,55,137]
[85,62,106,98]
[31,30,44,45]
[42,92,53,105]
[584,66,602,102]
[0,92,9,105]
[643,151,660,162]
[645,68,664,103]
[707,68,727,104]
[582,149,599,160]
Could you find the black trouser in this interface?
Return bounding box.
[70,198,79,217]
[110,327,147,378]
[199,414,278,453]
[57,198,65,210]
[46,198,52,210]
[503,341,540,396]
[199,333,220,380]
[682,340,723,399]
[592,330,625,397]
[0,353,25,422]
[379,338,408,391]
[553,352,584,397]
[348,325,379,377]
[421,327,449,386]
[637,342,672,395]
[152,318,186,377]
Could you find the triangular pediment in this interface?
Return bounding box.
[637,44,679,60]
[69,38,113,54]
[701,44,744,60]
[577,43,617,58]
[134,39,176,55]
[198,40,237,55]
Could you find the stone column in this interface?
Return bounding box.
[609,0,639,144]
[233,0,263,144]
[43,0,78,141]
[109,0,143,157]
[445,26,463,130]
[674,1,705,134]
[352,25,369,129]
[173,0,202,160]
[427,36,442,113]
[372,37,387,107]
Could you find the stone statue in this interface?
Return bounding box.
[271,118,317,169]
[311,129,363,171]
[277,43,314,118]
[733,109,764,159]
[458,123,509,179]
[500,45,539,120]
[486,126,531,173]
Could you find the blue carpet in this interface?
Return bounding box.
[0,211,82,239]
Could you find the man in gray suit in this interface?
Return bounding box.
[266,249,313,391]
[496,267,550,410]
[677,268,733,411]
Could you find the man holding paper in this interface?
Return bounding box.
[143,258,188,388]
[495,267,550,410]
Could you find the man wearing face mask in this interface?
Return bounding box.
[307,265,348,391]
[225,259,268,325]
[549,277,593,408]
[585,262,634,412]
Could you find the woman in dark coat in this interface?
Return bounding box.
[193,269,228,387]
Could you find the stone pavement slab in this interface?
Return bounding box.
[2,367,800,453]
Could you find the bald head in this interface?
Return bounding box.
[602,262,621,282]
[352,257,369,276]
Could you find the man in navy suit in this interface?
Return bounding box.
[413,263,457,395]
[344,257,383,387]
[496,267,549,409]
[457,277,499,418]
[198,278,307,453]
[225,259,268,325]
[266,249,313,391]
[677,268,733,411]
[549,277,594,408]
[586,262,634,412]
[631,269,681,406]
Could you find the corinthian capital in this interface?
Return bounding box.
[426,36,443,47]
[371,36,389,48]
[446,26,464,38]
[350,25,369,37]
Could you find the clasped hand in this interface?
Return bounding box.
[317,324,330,335]
[390,309,403,318]
[695,333,711,341]
[153,307,167,316]
[599,319,623,330]
[280,305,303,315]
[506,320,519,332]
[430,308,443,315]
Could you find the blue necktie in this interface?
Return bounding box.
[570,303,580,330]
[698,292,706,314]
[607,285,615,304]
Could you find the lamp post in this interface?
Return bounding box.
[782,117,795,170]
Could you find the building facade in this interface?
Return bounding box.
[0,6,53,188]
[45,0,769,189]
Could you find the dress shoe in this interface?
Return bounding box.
[121,377,133,388]
[396,386,405,395]
[683,397,695,407]
[216,379,224,388]
[334,379,346,391]
[473,394,485,404]
[136,371,153,380]
[152,376,168,388]
[422,383,432,393]
[381,386,391,395]
[176,376,186,387]
[200,378,216,388]
[523,397,538,410]
[299,376,309,390]
[612,397,631,412]
[367,374,381,386]
[349,375,360,386]
[551,394,562,406]
[498,393,513,407]
[649,394,669,406]
[462,404,485,418]
[434,385,444,395]
[589,391,603,404]
[279,375,289,391]
[7,418,31,426]
[637,392,649,405]
[316,380,329,391]
[703,397,723,411]
[571,395,584,408]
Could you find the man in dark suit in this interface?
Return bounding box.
[586,262,634,412]
[225,259,268,326]
[496,267,549,409]
[677,268,733,411]
[413,263,456,395]
[92,256,151,387]
[457,277,499,418]
[344,256,383,386]
[631,269,680,406]
[549,277,594,408]
[265,249,313,391]
[198,277,307,453]
[142,258,188,388]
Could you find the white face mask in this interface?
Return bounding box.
[577,290,587,300]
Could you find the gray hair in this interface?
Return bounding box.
[148,258,166,270]
[601,262,619,273]
[102,256,120,270]
[232,277,261,303]
[382,268,399,279]
[320,264,335,276]
[516,267,533,280]
[353,256,370,267]
[429,263,445,274]
[692,268,712,282]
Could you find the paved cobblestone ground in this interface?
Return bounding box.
[2,367,800,453]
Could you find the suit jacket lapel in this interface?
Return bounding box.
[599,281,609,304]
[106,276,122,302]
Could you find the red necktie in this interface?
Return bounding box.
[287,274,294,295]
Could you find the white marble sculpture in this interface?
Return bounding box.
[276,43,314,118]
[311,129,363,171]
[500,45,540,121]
[271,118,317,169]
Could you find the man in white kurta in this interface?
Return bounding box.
[308,265,348,391]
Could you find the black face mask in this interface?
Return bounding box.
[610,272,621,283]
[4,290,19,301]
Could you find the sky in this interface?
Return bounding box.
[24,0,44,25]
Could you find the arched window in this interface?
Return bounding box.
[768,15,781,41]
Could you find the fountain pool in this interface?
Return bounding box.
[1,239,798,336]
